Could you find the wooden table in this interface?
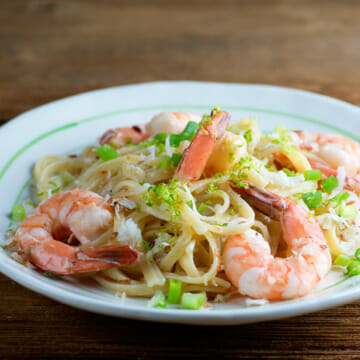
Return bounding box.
[1,1,360,358]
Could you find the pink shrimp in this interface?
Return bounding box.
[99,112,201,147]
[297,131,360,177]
[308,159,360,193]
[223,185,331,300]
[15,190,139,275]
[174,110,231,182]
[145,112,201,136]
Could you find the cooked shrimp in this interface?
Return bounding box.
[15,189,139,275]
[99,125,149,147]
[99,112,201,147]
[175,110,231,182]
[308,159,360,193]
[223,185,331,300]
[145,112,201,136]
[297,131,360,177]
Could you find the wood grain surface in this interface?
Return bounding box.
[1,0,360,359]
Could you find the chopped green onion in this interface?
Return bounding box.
[326,192,350,206]
[198,203,207,214]
[153,132,168,143]
[211,106,221,115]
[302,191,322,209]
[11,204,26,222]
[338,205,357,219]
[355,248,360,261]
[25,200,35,207]
[169,121,199,147]
[346,261,360,276]
[181,293,206,310]
[141,240,153,251]
[186,200,193,207]
[321,175,338,193]
[167,279,182,304]
[157,155,172,169]
[169,134,182,147]
[336,249,360,278]
[355,249,360,262]
[157,154,182,169]
[282,168,298,177]
[304,169,322,181]
[95,144,120,161]
[147,291,167,308]
[334,254,352,267]
[170,153,182,167]
[181,121,199,140]
[244,129,252,142]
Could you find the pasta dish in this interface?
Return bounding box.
[7,108,360,309]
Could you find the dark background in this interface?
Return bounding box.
[1,1,360,359]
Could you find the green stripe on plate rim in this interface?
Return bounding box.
[1,104,359,183]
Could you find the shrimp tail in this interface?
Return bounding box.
[29,240,139,275]
[231,184,286,221]
[175,110,231,182]
[78,245,139,266]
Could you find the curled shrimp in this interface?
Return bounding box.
[175,110,231,182]
[145,112,201,136]
[223,185,331,300]
[297,131,360,177]
[99,112,201,147]
[15,189,139,275]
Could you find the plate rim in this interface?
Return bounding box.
[1,81,360,325]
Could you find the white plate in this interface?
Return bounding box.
[1,81,360,325]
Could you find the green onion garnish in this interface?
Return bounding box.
[167,279,182,304]
[335,249,360,279]
[95,144,120,161]
[157,155,172,169]
[198,203,207,214]
[157,153,182,169]
[321,175,338,193]
[170,153,182,167]
[326,192,350,207]
[334,254,352,267]
[11,204,26,222]
[302,190,322,209]
[282,168,298,177]
[181,121,199,140]
[244,129,252,143]
[169,121,199,147]
[181,293,206,310]
[304,169,322,181]
[147,291,167,308]
[338,205,357,219]
[169,134,182,147]
[346,261,360,276]
[355,249,360,262]
[153,132,168,143]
